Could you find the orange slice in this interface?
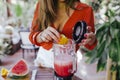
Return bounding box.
[58,34,68,45]
[1,67,9,78]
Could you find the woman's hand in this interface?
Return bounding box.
[79,26,97,46]
[37,26,60,43]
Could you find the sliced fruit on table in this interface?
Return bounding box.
[1,67,9,78]
[10,59,29,77]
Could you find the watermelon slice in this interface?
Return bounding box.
[10,59,29,76]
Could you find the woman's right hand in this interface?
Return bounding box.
[37,26,60,43]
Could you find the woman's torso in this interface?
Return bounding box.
[29,2,94,50]
[52,2,93,39]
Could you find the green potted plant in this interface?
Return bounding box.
[84,0,120,80]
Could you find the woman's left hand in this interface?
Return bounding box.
[78,26,97,46]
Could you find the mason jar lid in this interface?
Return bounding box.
[72,21,87,44]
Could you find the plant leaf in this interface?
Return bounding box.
[15,4,22,16]
[97,58,106,72]
[97,40,106,58]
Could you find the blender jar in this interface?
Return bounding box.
[53,39,77,79]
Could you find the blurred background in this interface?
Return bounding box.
[0,0,120,80]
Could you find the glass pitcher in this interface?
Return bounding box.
[53,39,77,78]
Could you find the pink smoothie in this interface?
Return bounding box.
[54,54,73,77]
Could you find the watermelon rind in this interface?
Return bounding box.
[8,74,29,79]
[10,59,29,76]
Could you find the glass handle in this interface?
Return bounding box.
[71,54,77,74]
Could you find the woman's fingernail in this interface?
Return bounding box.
[84,34,87,37]
[82,39,85,43]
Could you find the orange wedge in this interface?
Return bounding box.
[1,67,9,78]
[58,34,68,45]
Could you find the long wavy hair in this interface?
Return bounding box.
[38,0,80,30]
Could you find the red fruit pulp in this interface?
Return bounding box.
[54,54,73,77]
[11,59,28,75]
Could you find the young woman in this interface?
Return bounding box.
[29,0,97,68]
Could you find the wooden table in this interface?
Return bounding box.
[32,67,82,80]
[5,67,81,80]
